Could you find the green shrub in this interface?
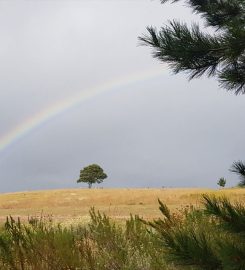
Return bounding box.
[1,196,244,270]
[143,196,245,270]
[0,209,169,270]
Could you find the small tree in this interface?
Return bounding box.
[230,160,245,187]
[77,164,107,189]
[217,177,226,188]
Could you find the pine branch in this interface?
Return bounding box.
[160,0,245,29]
[140,0,245,94]
[148,200,222,269]
[230,160,245,186]
[203,195,245,234]
[160,228,222,269]
[139,21,224,78]
[218,237,245,268]
[219,63,245,94]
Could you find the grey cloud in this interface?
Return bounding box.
[0,0,244,192]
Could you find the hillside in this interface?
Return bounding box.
[0,188,244,222]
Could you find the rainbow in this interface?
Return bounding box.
[0,68,165,153]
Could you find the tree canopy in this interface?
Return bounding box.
[139,0,245,94]
[230,160,245,187]
[217,177,226,188]
[77,164,107,188]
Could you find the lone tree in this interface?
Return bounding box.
[217,177,226,188]
[230,160,245,187]
[77,164,107,189]
[139,0,245,94]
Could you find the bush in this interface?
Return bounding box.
[0,210,168,270]
[0,196,244,269]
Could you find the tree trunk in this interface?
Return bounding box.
[88,183,92,189]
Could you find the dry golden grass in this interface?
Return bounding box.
[0,188,244,222]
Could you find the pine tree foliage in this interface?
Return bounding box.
[230,160,245,186]
[203,195,245,234]
[139,0,245,94]
[145,195,245,269]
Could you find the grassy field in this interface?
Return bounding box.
[0,188,244,222]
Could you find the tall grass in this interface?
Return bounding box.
[0,195,244,270]
[0,209,168,270]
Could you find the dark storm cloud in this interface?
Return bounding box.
[0,0,244,192]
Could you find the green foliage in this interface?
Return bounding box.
[0,211,168,270]
[77,164,107,188]
[203,195,245,235]
[143,201,222,269]
[0,216,83,270]
[143,195,245,270]
[139,0,245,94]
[1,196,245,269]
[83,208,167,270]
[230,160,245,187]
[217,178,226,188]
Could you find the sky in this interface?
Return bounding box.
[0,0,245,192]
